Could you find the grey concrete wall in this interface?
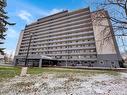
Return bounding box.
[91,10,121,67]
[15,30,24,56]
[96,54,120,67]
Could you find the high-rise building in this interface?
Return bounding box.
[13,7,122,67]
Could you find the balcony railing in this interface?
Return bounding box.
[42,46,96,52]
[32,31,94,42]
[25,14,91,32]
[57,58,97,61]
[25,10,90,30]
[45,52,97,56]
[23,24,93,39]
[34,35,94,44]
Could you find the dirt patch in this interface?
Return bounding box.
[0,72,127,95]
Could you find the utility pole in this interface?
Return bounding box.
[24,33,32,67]
[21,33,32,76]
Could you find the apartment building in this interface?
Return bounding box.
[14,7,122,67]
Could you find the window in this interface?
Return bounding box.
[76,41,78,43]
[100,61,104,64]
[86,56,90,58]
[111,62,114,64]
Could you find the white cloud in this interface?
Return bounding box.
[31,8,63,16]
[17,9,63,24]
[8,0,63,17]
[5,49,15,58]
[48,9,63,15]
[6,28,19,39]
[18,10,33,23]
[1,28,19,58]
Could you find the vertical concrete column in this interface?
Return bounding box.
[13,58,17,66]
[39,59,42,67]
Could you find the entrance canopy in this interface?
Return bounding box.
[40,55,53,60]
[14,54,54,60]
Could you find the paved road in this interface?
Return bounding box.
[0,63,14,67]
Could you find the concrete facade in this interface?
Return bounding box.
[15,30,24,56]
[14,7,122,67]
[91,10,122,67]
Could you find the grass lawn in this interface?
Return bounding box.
[0,66,119,81]
[28,67,120,76]
[0,67,126,95]
[0,66,21,81]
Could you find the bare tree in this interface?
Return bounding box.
[94,0,127,52]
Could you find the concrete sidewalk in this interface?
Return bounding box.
[0,63,14,67]
[48,66,127,72]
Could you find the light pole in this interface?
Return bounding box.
[24,33,32,67]
[20,33,32,76]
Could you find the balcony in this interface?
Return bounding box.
[42,46,96,51]
[23,19,92,38]
[57,58,97,61]
[25,14,91,33]
[32,31,93,43]
[31,41,95,48]
[34,36,94,44]
[31,28,93,42]
[46,52,97,56]
[25,11,90,31]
